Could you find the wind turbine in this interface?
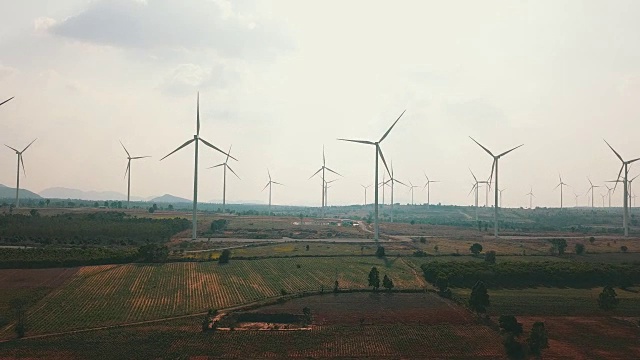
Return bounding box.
[470,137,523,238]
[632,193,637,207]
[554,175,569,209]
[309,146,342,217]
[604,184,613,207]
[120,140,150,209]
[628,174,640,208]
[5,139,37,208]
[360,184,371,206]
[207,145,240,214]
[574,192,580,207]
[600,193,606,207]
[408,181,419,205]
[324,179,339,207]
[604,140,640,237]
[422,173,440,209]
[160,93,236,240]
[586,178,600,209]
[469,169,488,221]
[262,169,284,216]
[498,188,506,207]
[526,187,535,209]
[383,161,408,222]
[338,110,406,240]
[0,97,14,107]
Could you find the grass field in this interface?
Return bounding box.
[0,257,426,338]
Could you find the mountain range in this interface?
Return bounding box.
[39,187,149,201]
[0,184,42,200]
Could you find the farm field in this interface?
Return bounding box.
[0,257,426,338]
[0,293,505,359]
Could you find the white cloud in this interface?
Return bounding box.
[33,17,57,33]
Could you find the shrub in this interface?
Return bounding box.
[470,243,483,255]
[598,286,619,310]
[485,250,496,264]
[375,246,385,258]
[218,249,231,264]
[575,243,585,255]
[621,245,628,253]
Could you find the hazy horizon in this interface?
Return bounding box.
[2,1,640,208]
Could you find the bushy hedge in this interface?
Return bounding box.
[421,261,640,288]
[0,247,137,268]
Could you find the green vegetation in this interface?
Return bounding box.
[0,247,137,268]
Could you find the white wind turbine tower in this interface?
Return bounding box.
[469,169,488,221]
[5,139,37,208]
[574,192,580,207]
[360,184,371,206]
[338,110,406,240]
[408,181,419,205]
[119,141,150,209]
[628,174,639,207]
[383,161,409,222]
[309,146,342,217]
[526,187,535,209]
[422,173,440,209]
[324,179,339,207]
[554,175,569,209]
[600,193,606,207]
[604,184,614,207]
[470,137,523,238]
[586,178,600,209]
[0,97,14,107]
[604,139,640,237]
[262,169,284,216]
[498,188,506,207]
[160,93,236,240]
[207,145,240,214]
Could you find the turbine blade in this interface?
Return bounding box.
[227,165,241,180]
[337,138,375,145]
[160,138,195,161]
[268,169,271,181]
[0,97,14,107]
[20,154,26,177]
[262,182,270,191]
[5,144,18,152]
[377,147,391,178]
[498,144,524,157]
[199,138,238,161]
[309,167,323,180]
[325,167,342,177]
[119,140,131,157]
[322,145,325,166]
[226,144,232,163]
[628,157,640,164]
[469,136,494,157]
[207,163,225,169]
[603,139,623,162]
[613,165,624,192]
[395,179,409,187]
[272,181,285,186]
[379,109,406,142]
[468,184,477,196]
[469,168,477,182]
[488,159,496,185]
[21,138,37,153]
[124,162,130,179]
[196,92,200,136]
[554,183,560,190]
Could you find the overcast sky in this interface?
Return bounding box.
[2,0,640,208]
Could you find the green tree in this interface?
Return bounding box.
[10,298,28,338]
[575,243,585,255]
[302,307,312,324]
[368,266,380,290]
[210,219,228,232]
[375,246,385,258]
[621,245,628,253]
[218,249,231,264]
[29,209,39,217]
[469,280,490,315]
[45,199,50,207]
[168,204,174,211]
[137,244,169,262]
[148,206,155,213]
[470,243,483,256]
[503,335,525,360]
[93,202,99,208]
[436,273,451,298]
[499,315,523,337]
[598,286,619,310]
[485,250,496,264]
[549,238,568,255]
[333,280,339,293]
[527,322,549,358]
[382,274,394,291]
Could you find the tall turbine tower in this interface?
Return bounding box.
[470,137,523,238]
[0,97,14,107]
[574,192,580,207]
[604,184,613,207]
[469,169,487,221]
[498,188,506,207]
[554,175,569,209]
[526,187,535,209]
[262,169,284,216]
[586,178,600,209]
[628,174,639,207]
[604,140,640,237]
[338,110,406,240]
[5,139,37,208]
[360,184,371,206]
[120,141,150,209]
[408,181,419,205]
[324,179,339,207]
[383,162,408,222]
[309,146,341,217]
[422,173,440,209]
[160,93,236,240]
[207,145,240,214]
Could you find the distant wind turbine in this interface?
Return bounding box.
[160,93,236,240]
[604,184,613,208]
[601,193,606,207]
[628,174,640,208]
[574,192,580,207]
[470,137,523,238]
[119,140,150,209]
[408,181,419,205]
[262,169,284,216]
[0,97,14,107]
[360,184,371,206]
[324,179,339,207]
[422,173,440,209]
[526,187,535,209]
[554,174,569,209]
[498,188,506,207]
[586,178,600,209]
[338,110,406,240]
[383,161,408,222]
[207,145,240,214]
[604,139,640,237]
[5,139,37,208]
[309,146,341,217]
[469,168,489,221]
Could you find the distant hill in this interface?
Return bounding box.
[39,187,147,201]
[0,184,42,200]
[150,194,191,203]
